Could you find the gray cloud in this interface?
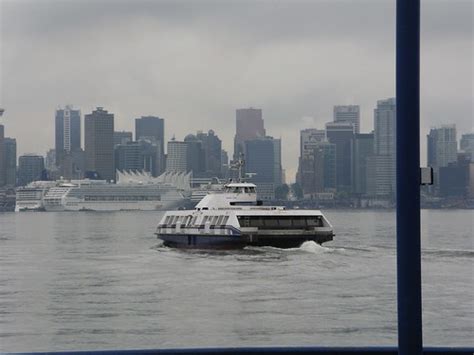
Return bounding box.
[1,0,472,179]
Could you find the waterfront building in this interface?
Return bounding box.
[370,97,397,197]
[114,131,133,146]
[135,116,165,175]
[460,133,474,160]
[55,105,81,166]
[326,122,354,192]
[196,130,222,178]
[3,138,17,186]
[184,134,205,176]
[233,108,265,160]
[166,139,188,173]
[334,105,360,134]
[244,136,281,200]
[115,140,161,176]
[439,153,471,197]
[427,124,458,186]
[18,154,45,186]
[221,150,229,179]
[351,133,374,195]
[84,107,115,181]
[297,129,336,195]
[0,124,4,186]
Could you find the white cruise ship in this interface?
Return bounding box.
[15,181,58,212]
[17,171,192,212]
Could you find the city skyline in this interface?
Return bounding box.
[1,0,472,180]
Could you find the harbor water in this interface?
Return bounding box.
[0,210,472,352]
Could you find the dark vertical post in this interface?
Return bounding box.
[396,0,422,355]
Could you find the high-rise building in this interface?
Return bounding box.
[115,140,160,175]
[84,107,115,181]
[370,98,397,197]
[460,133,474,159]
[334,105,360,134]
[221,149,229,179]
[196,130,223,178]
[55,105,81,166]
[234,108,265,160]
[326,122,354,192]
[166,139,188,173]
[244,136,281,200]
[438,153,471,197]
[114,131,133,146]
[184,134,205,176]
[18,154,45,186]
[427,124,458,185]
[3,138,17,186]
[299,129,326,159]
[351,133,374,195]
[0,124,4,186]
[135,116,165,175]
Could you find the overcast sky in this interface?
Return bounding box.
[1,0,472,181]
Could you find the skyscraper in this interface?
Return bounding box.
[351,133,374,195]
[244,136,281,200]
[166,139,188,173]
[234,108,265,160]
[3,138,17,186]
[196,130,223,178]
[184,134,205,176]
[114,131,133,146]
[427,125,458,185]
[55,105,81,166]
[460,133,474,159]
[135,116,165,175]
[18,154,45,186]
[334,105,360,134]
[368,98,397,197]
[0,124,4,186]
[326,122,354,192]
[84,107,115,181]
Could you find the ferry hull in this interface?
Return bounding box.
[157,232,334,249]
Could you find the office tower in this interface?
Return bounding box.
[166,139,188,173]
[18,154,45,186]
[196,130,223,178]
[114,131,133,146]
[3,138,17,186]
[55,105,81,166]
[221,149,229,179]
[184,134,205,176]
[352,133,374,195]
[299,129,326,160]
[438,153,471,197]
[334,105,360,134]
[234,108,265,160]
[460,133,474,159]
[114,140,159,175]
[368,98,397,197]
[326,122,354,192]
[244,136,281,200]
[135,116,165,175]
[0,124,4,186]
[84,107,115,181]
[427,124,458,185]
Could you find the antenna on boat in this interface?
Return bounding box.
[230,153,246,182]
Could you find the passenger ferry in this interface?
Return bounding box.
[156,181,334,249]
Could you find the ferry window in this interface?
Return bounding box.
[279,217,292,228]
[164,216,171,225]
[216,215,224,226]
[201,216,209,225]
[211,216,219,226]
[221,216,229,226]
[292,217,307,228]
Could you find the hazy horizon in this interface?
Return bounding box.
[1,0,472,181]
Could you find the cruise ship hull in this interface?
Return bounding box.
[158,231,334,249]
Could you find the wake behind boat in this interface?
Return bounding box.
[155,181,334,249]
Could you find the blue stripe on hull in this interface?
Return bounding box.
[157,233,333,249]
[158,234,247,249]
